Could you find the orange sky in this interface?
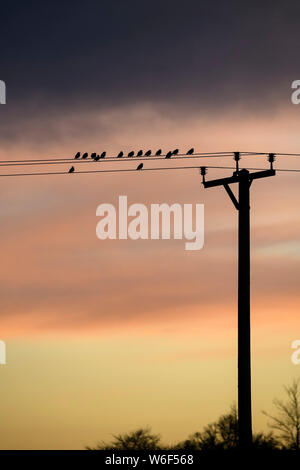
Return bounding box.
[0,104,300,449]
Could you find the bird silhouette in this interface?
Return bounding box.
[68,166,75,173]
[74,152,80,159]
[128,151,134,157]
[117,151,123,158]
[145,150,151,156]
[165,151,172,158]
[155,149,162,156]
[137,150,143,156]
[172,149,179,155]
[94,155,100,161]
[136,163,143,170]
[91,152,97,159]
[82,152,88,159]
[100,151,106,158]
[186,148,194,155]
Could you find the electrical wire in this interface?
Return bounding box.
[0,151,236,164]
[0,164,300,178]
[0,151,300,168]
[0,153,239,168]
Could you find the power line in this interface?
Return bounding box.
[0,151,290,166]
[0,153,239,168]
[0,151,236,165]
[1,164,300,178]
[205,165,300,173]
[3,150,300,166]
[1,151,300,170]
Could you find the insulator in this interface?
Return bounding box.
[234,151,240,172]
[268,153,276,169]
[268,153,275,163]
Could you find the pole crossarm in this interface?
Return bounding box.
[249,169,276,181]
[203,168,276,210]
[203,174,240,188]
[203,168,276,189]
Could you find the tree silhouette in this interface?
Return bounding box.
[175,404,277,451]
[217,404,238,449]
[263,378,300,450]
[86,405,281,451]
[87,427,162,450]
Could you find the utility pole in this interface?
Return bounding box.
[200,152,276,450]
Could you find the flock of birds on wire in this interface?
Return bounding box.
[68,148,195,173]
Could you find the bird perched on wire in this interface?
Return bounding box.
[68,166,75,173]
[137,150,143,157]
[94,155,100,161]
[91,152,97,159]
[117,151,123,158]
[82,152,88,159]
[136,163,143,170]
[145,150,151,156]
[172,149,179,156]
[165,151,172,158]
[100,152,106,158]
[186,148,194,155]
[74,152,80,159]
[128,151,134,157]
[155,149,162,156]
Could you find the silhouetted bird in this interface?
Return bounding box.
[68,166,75,173]
[186,148,194,155]
[165,151,172,158]
[128,151,134,157]
[100,151,106,158]
[155,149,162,156]
[137,150,143,156]
[136,163,143,170]
[117,151,123,158]
[82,152,88,159]
[91,152,97,159]
[145,150,151,156]
[74,152,80,159]
[172,149,179,155]
[94,155,100,161]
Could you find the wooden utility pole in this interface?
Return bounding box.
[201,153,276,450]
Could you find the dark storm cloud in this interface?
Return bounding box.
[1,0,300,111]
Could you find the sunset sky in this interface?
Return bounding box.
[0,1,300,449]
